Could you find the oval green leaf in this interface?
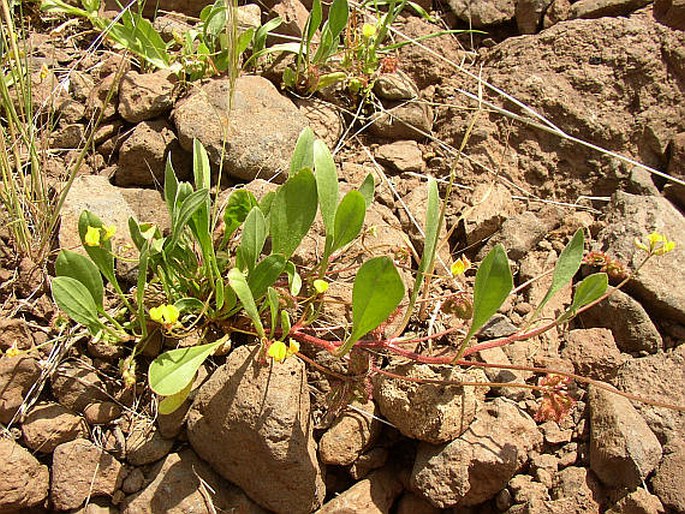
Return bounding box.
[332,190,366,252]
[270,169,318,259]
[149,340,224,397]
[55,250,104,310]
[51,276,102,332]
[570,272,608,313]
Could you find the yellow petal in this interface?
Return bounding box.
[84,226,101,247]
[313,279,329,294]
[149,306,164,323]
[362,23,377,39]
[268,341,287,363]
[287,339,300,357]
[103,225,116,241]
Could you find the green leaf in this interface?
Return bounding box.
[339,256,404,355]
[326,0,349,39]
[267,287,280,337]
[158,379,193,415]
[270,169,318,259]
[55,250,104,310]
[418,177,440,276]
[466,244,512,341]
[281,309,291,338]
[174,297,206,314]
[535,228,584,317]
[332,190,366,252]
[51,276,103,333]
[238,207,266,272]
[305,0,322,46]
[149,340,224,397]
[569,273,608,314]
[285,261,302,296]
[192,139,211,191]
[170,189,210,248]
[228,268,265,338]
[78,211,117,287]
[290,127,315,176]
[222,189,258,242]
[106,11,170,69]
[358,173,375,208]
[313,139,338,236]
[248,254,286,300]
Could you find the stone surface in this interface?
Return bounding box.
[370,101,434,141]
[51,438,124,510]
[0,356,41,424]
[654,0,685,30]
[22,402,88,453]
[605,488,665,514]
[0,438,49,512]
[125,418,174,465]
[651,441,685,513]
[411,398,542,508]
[319,400,382,466]
[477,209,557,261]
[373,362,488,444]
[376,140,424,173]
[579,289,663,355]
[121,450,265,514]
[317,467,403,514]
[373,71,419,101]
[516,0,553,33]
[447,0,516,26]
[594,192,685,325]
[173,76,309,182]
[588,385,662,489]
[477,346,529,401]
[83,401,121,425]
[51,360,110,414]
[269,0,310,38]
[570,0,651,19]
[561,328,627,381]
[396,492,442,514]
[187,345,325,513]
[296,97,343,149]
[463,183,516,246]
[118,69,176,123]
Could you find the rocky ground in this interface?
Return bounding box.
[1,0,685,512]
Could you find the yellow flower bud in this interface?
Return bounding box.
[84,226,101,247]
[313,279,329,294]
[267,341,287,363]
[362,23,377,39]
[451,256,471,276]
[103,225,116,241]
[287,339,300,357]
[4,344,20,358]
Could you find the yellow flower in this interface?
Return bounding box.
[634,232,676,256]
[313,279,329,294]
[84,226,101,247]
[362,23,377,39]
[451,255,471,277]
[4,344,20,358]
[149,304,180,327]
[103,225,116,241]
[287,339,300,357]
[267,339,300,363]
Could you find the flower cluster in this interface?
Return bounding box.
[582,251,628,282]
[534,374,576,423]
[84,225,116,247]
[267,339,300,363]
[634,232,676,256]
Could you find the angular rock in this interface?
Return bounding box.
[543,0,572,27]
[373,71,419,101]
[0,438,49,511]
[317,467,403,514]
[411,398,542,508]
[396,492,442,514]
[118,69,176,123]
[477,209,558,261]
[269,0,310,38]
[296,97,343,149]
[187,346,325,513]
[0,319,34,352]
[173,76,308,182]
[463,183,515,246]
[588,385,662,489]
[654,0,685,30]
[51,360,110,414]
[51,438,124,510]
[370,101,433,141]
[651,441,685,513]
[516,0,553,33]
[594,192,685,325]
[376,140,424,173]
[605,488,665,514]
[22,402,88,453]
[664,132,685,209]
[319,400,382,466]
[550,466,603,505]
[0,356,41,424]
[121,450,265,514]
[373,362,488,444]
[561,328,627,381]
[570,0,651,19]
[125,419,174,465]
[477,346,529,401]
[447,0,516,26]
[86,74,119,120]
[578,289,663,355]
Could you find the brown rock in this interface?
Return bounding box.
[447,0,516,26]
[605,488,665,514]
[376,140,424,173]
[22,402,87,453]
[296,97,343,149]
[516,0,553,33]
[317,467,403,514]
[0,319,34,352]
[86,74,120,120]
[125,418,173,465]
[550,466,603,507]
[0,438,49,511]
[51,438,124,510]
[269,0,310,38]
[319,400,382,466]
[50,361,110,414]
[118,69,176,123]
[370,101,433,141]
[83,401,121,425]
[396,492,442,514]
[0,356,42,424]
[651,441,685,513]
[187,346,325,513]
[570,0,651,19]
[104,0,208,17]
[463,183,516,246]
[655,0,685,30]
[373,71,419,101]
[561,328,627,381]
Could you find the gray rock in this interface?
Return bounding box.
[121,450,266,514]
[51,439,124,510]
[51,122,85,148]
[588,385,662,489]
[516,0,553,33]
[579,289,663,355]
[370,101,433,141]
[478,313,518,339]
[655,0,685,30]
[594,191,685,325]
[173,76,309,182]
[561,328,627,381]
[373,362,488,444]
[411,398,542,508]
[22,402,88,453]
[187,346,325,513]
[0,438,49,511]
[570,0,651,19]
[317,467,403,514]
[447,0,516,26]
[118,70,176,123]
[477,210,556,261]
[651,441,685,513]
[0,356,41,424]
[373,71,419,101]
[319,400,382,466]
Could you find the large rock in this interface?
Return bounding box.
[0,438,49,511]
[447,0,516,26]
[373,363,488,444]
[588,385,662,489]
[22,402,88,453]
[121,450,265,514]
[319,400,382,466]
[561,328,627,381]
[411,398,542,508]
[0,356,41,424]
[594,191,685,325]
[317,467,403,514]
[570,0,651,19]
[187,346,325,514]
[173,76,309,182]
[118,70,176,123]
[651,441,685,513]
[655,0,685,30]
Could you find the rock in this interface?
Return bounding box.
[447,0,516,26]
[121,450,265,514]
[411,398,542,508]
[588,385,662,489]
[396,492,442,514]
[51,122,85,148]
[376,140,424,173]
[654,0,685,30]
[319,400,382,466]
[348,447,389,480]
[478,313,518,339]
[173,76,308,182]
[651,441,685,513]
[187,346,325,513]
[477,346,529,401]
[22,402,88,453]
[664,132,685,209]
[121,467,144,494]
[594,192,685,325]
[125,419,174,465]
[0,319,34,352]
[570,0,651,19]
[51,438,124,510]
[477,210,556,261]
[578,289,663,355]
[561,328,627,381]
[614,346,685,445]
[83,401,121,425]
[317,467,403,514]
[550,466,603,505]
[86,74,119,120]
[463,183,515,246]
[373,71,419,101]
[104,0,208,17]
[627,165,660,196]
[605,488,665,514]
[296,97,343,149]
[370,101,434,141]
[543,0,572,27]
[516,0,553,33]
[118,70,176,123]
[373,362,488,444]
[269,0,310,38]
[0,438,49,511]
[51,360,110,414]
[119,187,172,234]
[115,119,182,187]
[0,356,41,424]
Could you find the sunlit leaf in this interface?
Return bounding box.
[55,250,104,310]
[569,273,608,314]
[51,276,102,333]
[270,169,317,259]
[331,190,365,252]
[149,339,224,396]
